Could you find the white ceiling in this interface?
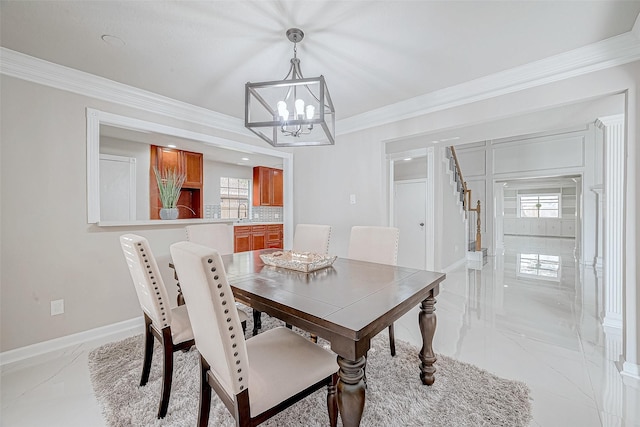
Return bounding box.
[2,0,640,124]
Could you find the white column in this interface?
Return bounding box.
[596,115,625,330]
[591,185,604,273]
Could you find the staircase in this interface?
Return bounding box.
[445,146,487,266]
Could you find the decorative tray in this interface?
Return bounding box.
[260,251,337,273]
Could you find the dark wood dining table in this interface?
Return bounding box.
[200,249,445,427]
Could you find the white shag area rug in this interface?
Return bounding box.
[89,313,532,427]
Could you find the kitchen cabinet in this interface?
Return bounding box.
[253,166,283,206]
[234,224,283,252]
[266,224,284,249]
[150,145,203,219]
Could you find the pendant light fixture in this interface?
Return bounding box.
[245,28,335,147]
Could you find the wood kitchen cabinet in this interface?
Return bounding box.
[234,224,283,252]
[234,225,252,253]
[150,145,203,219]
[253,167,283,207]
[266,224,284,249]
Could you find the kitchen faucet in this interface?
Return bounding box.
[237,202,248,220]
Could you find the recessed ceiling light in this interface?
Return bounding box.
[403,157,412,161]
[241,157,250,161]
[101,34,125,47]
[440,136,460,142]
[167,144,177,148]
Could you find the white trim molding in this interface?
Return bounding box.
[596,115,625,330]
[0,317,143,369]
[338,31,640,135]
[0,48,248,137]
[3,26,640,140]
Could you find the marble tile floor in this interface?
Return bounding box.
[1,235,638,426]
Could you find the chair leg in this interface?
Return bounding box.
[327,373,338,427]
[388,323,396,357]
[158,328,173,418]
[140,315,154,386]
[310,333,318,343]
[198,356,212,427]
[241,320,247,335]
[252,309,261,336]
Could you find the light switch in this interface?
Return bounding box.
[350,194,356,204]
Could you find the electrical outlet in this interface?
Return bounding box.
[350,194,357,204]
[275,213,279,219]
[254,213,259,219]
[51,299,64,316]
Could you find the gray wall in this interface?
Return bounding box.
[1,60,639,366]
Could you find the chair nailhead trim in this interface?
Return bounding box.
[134,241,169,328]
[207,257,246,392]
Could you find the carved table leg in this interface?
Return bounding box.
[173,268,185,306]
[419,294,437,385]
[176,283,185,306]
[337,355,366,427]
[252,309,262,336]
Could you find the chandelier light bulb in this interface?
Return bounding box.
[276,101,289,121]
[305,105,315,120]
[295,99,305,117]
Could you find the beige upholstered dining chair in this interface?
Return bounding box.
[292,223,332,255]
[119,233,195,419]
[347,226,400,356]
[184,223,251,332]
[170,241,339,427]
[185,223,235,255]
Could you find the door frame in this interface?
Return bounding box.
[387,147,435,271]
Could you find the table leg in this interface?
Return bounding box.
[176,283,185,306]
[419,294,437,385]
[337,355,366,427]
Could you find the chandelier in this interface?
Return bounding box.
[245,28,335,147]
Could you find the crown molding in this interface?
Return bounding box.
[337,30,640,135]
[2,26,640,139]
[0,48,249,137]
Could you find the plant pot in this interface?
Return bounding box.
[160,208,179,220]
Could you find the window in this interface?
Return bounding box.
[518,194,560,218]
[220,177,250,219]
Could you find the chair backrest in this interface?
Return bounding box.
[185,224,235,255]
[347,226,399,266]
[120,234,172,329]
[169,241,249,398]
[292,224,332,255]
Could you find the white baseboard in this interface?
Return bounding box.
[442,257,467,273]
[621,360,640,384]
[0,316,144,369]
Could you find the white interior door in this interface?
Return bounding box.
[394,180,427,269]
[100,154,136,221]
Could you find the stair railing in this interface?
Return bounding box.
[449,146,482,251]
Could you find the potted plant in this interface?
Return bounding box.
[153,166,186,219]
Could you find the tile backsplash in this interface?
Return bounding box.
[204,204,283,222]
